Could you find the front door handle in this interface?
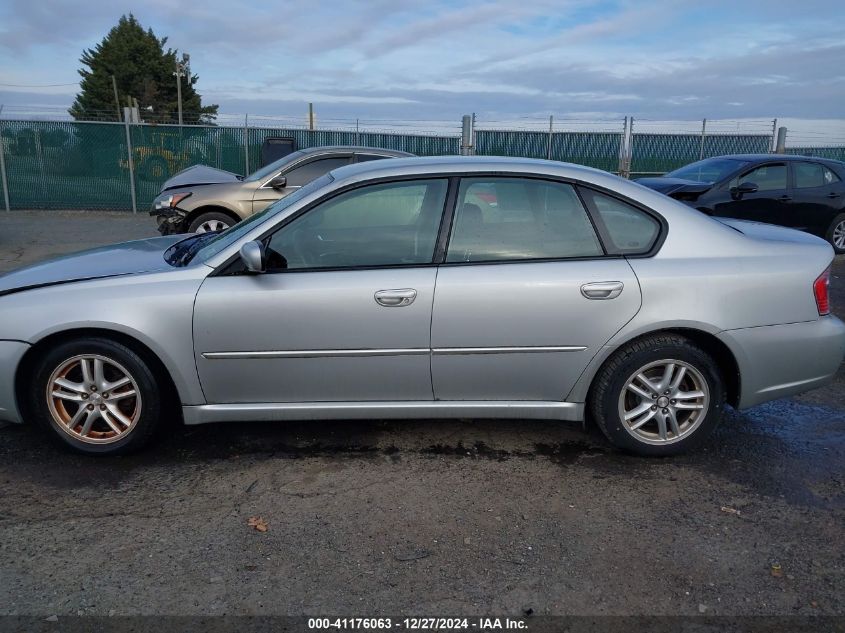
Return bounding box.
[581,281,624,300]
[374,288,417,307]
[778,195,792,202]
[827,192,841,199]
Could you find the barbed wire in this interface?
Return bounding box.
[1,105,844,147]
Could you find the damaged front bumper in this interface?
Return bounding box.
[151,208,188,235]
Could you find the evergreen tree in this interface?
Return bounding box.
[69,14,218,124]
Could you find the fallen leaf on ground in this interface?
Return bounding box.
[720,506,741,516]
[247,516,269,532]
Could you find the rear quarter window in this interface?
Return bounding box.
[581,189,660,255]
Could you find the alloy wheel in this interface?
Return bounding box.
[833,219,845,250]
[617,359,709,445]
[46,354,142,445]
[195,219,230,233]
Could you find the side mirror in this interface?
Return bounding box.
[268,175,287,190]
[730,181,759,199]
[239,241,265,273]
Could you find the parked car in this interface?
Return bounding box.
[151,146,413,234]
[636,154,845,253]
[1,157,843,457]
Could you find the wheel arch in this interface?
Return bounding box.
[183,205,242,228]
[15,327,183,425]
[574,326,741,409]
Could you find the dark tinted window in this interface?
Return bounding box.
[282,157,351,187]
[732,164,786,192]
[794,162,841,188]
[582,189,660,254]
[266,179,447,270]
[446,178,602,263]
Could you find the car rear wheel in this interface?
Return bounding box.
[188,211,235,234]
[30,338,164,455]
[590,334,725,456]
[826,213,845,254]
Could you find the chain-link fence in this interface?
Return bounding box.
[0,115,843,211]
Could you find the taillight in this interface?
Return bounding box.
[814,267,831,316]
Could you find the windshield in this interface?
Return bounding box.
[242,151,306,183]
[665,158,749,184]
[179,173,335,265]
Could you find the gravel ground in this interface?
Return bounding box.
[0,210,843,618]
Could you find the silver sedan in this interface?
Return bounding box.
[1,157,843,456]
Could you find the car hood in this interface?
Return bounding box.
[0,235,185,296]
[161,164,242,192]
[636,177,713,196]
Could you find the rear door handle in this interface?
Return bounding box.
[827,192,841,199]
[581,281,624,300]
[374,288,417,307]
[778,195,792,202]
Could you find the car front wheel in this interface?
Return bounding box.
[590,334,725,456]
[188,211,235,234]
[30,338,164,455]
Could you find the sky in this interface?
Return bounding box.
[1,0,844,139]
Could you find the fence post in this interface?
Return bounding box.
[123,117,138,213]
[699,118,707,160]
[547,115,554,160]
[460,114,474,155]
[356,119,360,145]
[770,118,778,153]
[35,127,48,203]
[0,106,10,211]
[215,129,221,169]
[618,117,629,178]
[243,114,250,175]
[775,127,787,153]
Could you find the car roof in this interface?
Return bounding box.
[297,145,414,157]
[329,155,609,181]
[712,153,843,166]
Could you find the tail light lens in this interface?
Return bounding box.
[814,267,831,316]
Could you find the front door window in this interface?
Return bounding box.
[266,179,448,270]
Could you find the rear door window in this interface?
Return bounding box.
[445,177,603,263]
[794,162,841,188]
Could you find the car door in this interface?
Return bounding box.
[195,177,449,404]
[711,162,789,225]
[251,155,352,213]
[787,161,844,234]
[430,177,648,401]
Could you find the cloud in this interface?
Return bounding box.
[0,0,844,122]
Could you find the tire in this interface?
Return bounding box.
[589,334,725,456]
[140,156,169,181]
[188,211,236,234]
[825,213,845,254]
[29,338,164,456]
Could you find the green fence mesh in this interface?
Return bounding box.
[475,130,622,171]
[0,120,460,211]
[787,147,845,161]
[1,120,133,210]
[630,133,772,176]
[0,120,842,212]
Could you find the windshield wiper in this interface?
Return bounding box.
[166,232,219,267]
